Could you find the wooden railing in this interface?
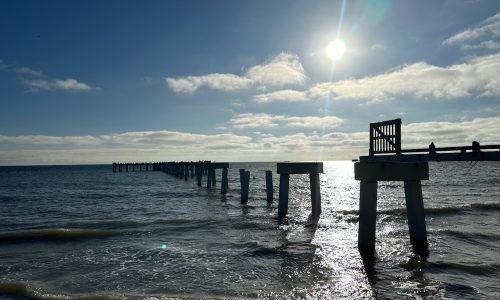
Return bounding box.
[369,118,401,156]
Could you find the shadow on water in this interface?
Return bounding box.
[359,249,378,286]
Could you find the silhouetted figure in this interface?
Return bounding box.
[429,142,436,155]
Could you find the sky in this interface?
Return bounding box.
[0,0,499,165]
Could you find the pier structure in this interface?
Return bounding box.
[276,162,323,218]
[112,162,162,172]
[355,118,500,251]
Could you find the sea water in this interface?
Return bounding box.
[0,162,499,299]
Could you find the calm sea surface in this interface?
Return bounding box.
[0,162,499,299]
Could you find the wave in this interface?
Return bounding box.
[470,202,500,210]
[339,202,500,217]
[0,228,118,243]
[440,229,500,242]
[0,282,234,300]
[428,261,500,276]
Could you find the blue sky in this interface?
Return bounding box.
[0,0,499,165]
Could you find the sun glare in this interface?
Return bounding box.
[326,39,346,61]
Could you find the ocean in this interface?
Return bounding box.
[0,161,499,299]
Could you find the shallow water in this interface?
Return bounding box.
[0,161,499,299]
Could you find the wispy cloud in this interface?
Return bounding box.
[0,59,94,92]
[228,113,343,129]
[252,89,309,103]
[443,12,500,49]
[14,67,44,76]
[24,78,93,92]
[165,53,307,94]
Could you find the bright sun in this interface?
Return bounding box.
[326,39,346,61]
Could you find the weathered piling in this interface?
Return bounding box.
[354,161,429,250]
[196,164,202,186]
[265,170,273,202]
[240,169,250,203]
[207,164,212,188]
[277,162,323,218]
[221,168,228,194]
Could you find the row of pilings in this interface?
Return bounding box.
[112,160,435,253]
[112,162,163,172]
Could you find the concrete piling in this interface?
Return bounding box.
[221,168,228,194]
[240,169,250,203]
[265,170,273,202]
[278,174,289,217]
[404,180,428,246]
[354,161,429,250]
[277,162,323,218]
[207,165,212,188]
[358,181,378,250]
[310,173,321,216]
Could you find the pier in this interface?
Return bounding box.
[112,118,500,252]
[355,118,500,251]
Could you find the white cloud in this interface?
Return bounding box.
[285,116,343,128]
[165,74,252,93]
[460,40,500,51]
[306,53,500,101]
[1,118,499,164]
[228,113,343,129]
[25,78,93,91]
[443,12,500,46]
[0,135,101,145]
[401,117,500,147]
[0,59,93,92]
[165,53,307,93]
[15,67,44,76]
[253,89,309,103]
[229,113,285,129]
[244,53,307,87]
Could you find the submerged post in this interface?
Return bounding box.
[221,167,228,194]
[207,164,212,188]
[265,170,273,202]
[240,169,250,203]
[404,180,428,246]
[211,168,216,186]
[196,164,202,186]
[278,174,289,217]
[310,173,321,216]
[358,181,378,250]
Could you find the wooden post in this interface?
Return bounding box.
[358,181,378,250]
[310,173,321,216]
[190,164,194,179]
[278,174,289,217]
[221,168,228,194]
[404,180,428,246]
[212,168,216,186]
[265,170,273,201]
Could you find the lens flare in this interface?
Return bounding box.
[326,39,346,61]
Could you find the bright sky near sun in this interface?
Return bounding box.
[0,0,499,165]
